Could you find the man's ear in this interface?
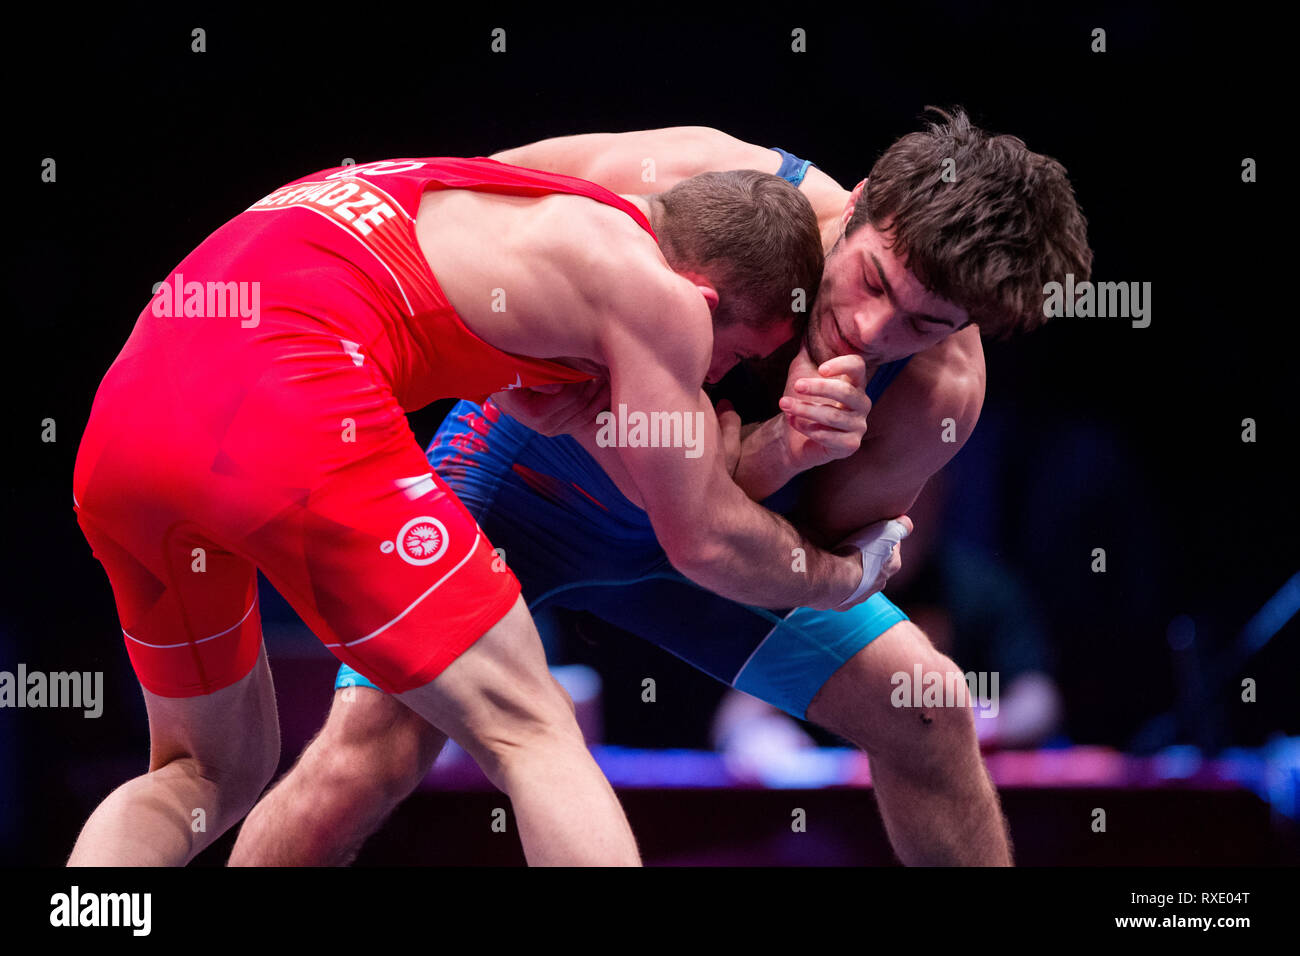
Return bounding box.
[842,178,868,229]
[694,283,720,314]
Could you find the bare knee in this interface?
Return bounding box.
[229,690,440,866]
[454,675,583,787]
[883,649,980,774]
[487,675,581,749]
[153,722,280,826]
[810,622,979,769]
[395,597,585,788]
[222,727,280,810]
[314,687,442,803]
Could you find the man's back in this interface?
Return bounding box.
[224,156,674,411]
[413,185,697,385]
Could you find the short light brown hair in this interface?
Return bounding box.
[654,170,824,331]
[847,106,1093,338]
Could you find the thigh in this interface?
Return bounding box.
[324,397,650,699]
[733,594,910,721]
[200,348,526,695]
[324,681,446,780]
[252,430,524,696]
[73,340,273,698]
[143,644,279,777]
[550,581,908,723]
[74,495,264,699]
[556,573,784,687]
[395,594,571,743]
[805,618,943,751]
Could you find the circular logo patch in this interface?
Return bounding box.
[395,516,450,566]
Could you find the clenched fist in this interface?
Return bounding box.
[775,346,871,471]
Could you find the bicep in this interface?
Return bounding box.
[601,324,731,553]
[492,127,781,195]
[491,133,623,181]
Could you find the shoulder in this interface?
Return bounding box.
[509,190,655,297]
[529,195,712,367]
[573,127,785,187]
[673,128,852,195]
[638,126,784,170]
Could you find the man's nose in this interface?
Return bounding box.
[851,310,876,345]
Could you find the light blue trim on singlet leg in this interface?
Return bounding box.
[732,595,908,718]
[335,662,381,693]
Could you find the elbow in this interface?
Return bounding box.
[658,523,725,580]
[660,534,708,578]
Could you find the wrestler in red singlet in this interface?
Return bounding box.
[72,158,655,698]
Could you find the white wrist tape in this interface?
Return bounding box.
[834,518,910,610]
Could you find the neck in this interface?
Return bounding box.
[621,194,662,231]
[819,217,844,256]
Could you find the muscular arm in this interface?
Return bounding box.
[491,126,850,212]
[733,347,870,501]
[492,127,777,194]
[597,271,862,611]
[791,336,986,546]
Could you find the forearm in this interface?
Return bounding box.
[572,419,855,608]
[734,349,877,503]
[490,133,615,180]
[569,411,860,608]
[733,413,802,501]
[668,484,861,611]
[491,127,763,196]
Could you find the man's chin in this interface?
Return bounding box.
[803,334,834,367]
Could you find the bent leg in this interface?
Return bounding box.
[226,375,638,866]
[397,595,640,866]
[231,683,443,866]
[69,645,280,866]
[806,621,1012,865]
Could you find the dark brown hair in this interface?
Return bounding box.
[847,106,1092,337]
[654,170,824,330]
